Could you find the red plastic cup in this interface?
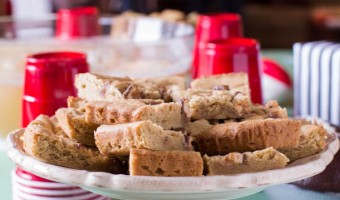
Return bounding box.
[192,13,243,78]
[18,52,106,199]
[56,7,100,40]
[198,38,263,104]
[22,52,89,127]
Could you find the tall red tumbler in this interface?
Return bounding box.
[56,7,100,40]
[192,13,243,78]
[198,38,263,104]
[22,52,89,127]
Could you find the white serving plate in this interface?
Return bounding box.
[6,126,339,200]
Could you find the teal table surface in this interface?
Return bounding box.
[0,141,14,200]
[1,145,339,200]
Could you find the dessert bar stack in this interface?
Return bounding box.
[23,72,328,176]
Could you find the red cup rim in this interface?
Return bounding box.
[58,7,98,16]
[200,13,240,22]
[205,38,259,52]
[198,13,241,28]
[27,52,87,66]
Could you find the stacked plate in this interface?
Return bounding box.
[12,167,110,200]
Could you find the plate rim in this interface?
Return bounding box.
[6,122,340,192]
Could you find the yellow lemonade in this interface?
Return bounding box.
[0,84,22,138]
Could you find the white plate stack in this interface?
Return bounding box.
[294,41,340,126]
[12,167,110,200]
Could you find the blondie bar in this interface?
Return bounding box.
[95,121,189,156]
[129,149,203,176]
[176,88,251,120]
[23,115,125,173]
[203,147,289,175]
[242,100,288,121]
[55,108,99,146]
[75,73,186,102]
[194,118,301,155]
[85,99,183,130]
[75,73,160,101]
[279,122,327,161]
[191,72,250,96]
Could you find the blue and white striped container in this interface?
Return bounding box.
[293,41,340,127]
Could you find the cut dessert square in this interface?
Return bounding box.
[23,115,126,173]
[55,108,99,147]
[193,118,301,156]
[203,147,289,175]
[279,122,327,161]
[85,99,183,130]
[137,76,187,101]
[191,72,250,97]
[173,88,251,120]
[75,73,160,101]
[95,121,190,156]
[50,116,69,138]
[242,100,288,121]
[67,96,87,111]
[188,101,288,137]
[129,149,203,176]
[75,73,186,102]
[188,119,212,137]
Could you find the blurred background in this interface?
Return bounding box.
[1,0,340,47]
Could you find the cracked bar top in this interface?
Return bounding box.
[203,147,289,175]
[23,115,126,173]
[95,121,191,156]
[129,149,203,176]
[241,100,288,121]
[75,73,186,102]
[172,88,251,120]
[85,98,183,130]
[193,118,301,156]
[191,72,250,97]
[55,108,99,147]
[279,122,327,162]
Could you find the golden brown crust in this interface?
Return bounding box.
[129,149,203,176]
[75,73,160,101]
[138,76,187,101]
[67,96,87,111]
[279,123,327,161]
[191,73,250,97]
[55,108,99,146]
[75,73,186,102]
[173,88,251,120]
[203,147,289,175]
[85,100,183,130]
[194,119,301,156]
[242,100,288,121]
[188,119,212,137]
[95,121,189,156]
[23,115,121,172]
